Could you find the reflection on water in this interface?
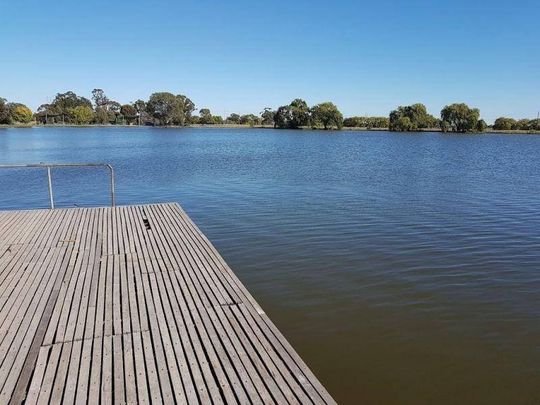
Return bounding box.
[1,127,539,404]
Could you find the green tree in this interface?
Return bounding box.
[493,117,517,130]
[440,103,480,133]
[274,99,310,129]
[120,104,137,117]
[68,105,94,124]
[310,102,343,130]
[133,99,147,125]
[120,104,137,124]
[94,108,110,124]
[529,119,540,131]
[146,92,178,125]
[389,109,407,131]
[408,103,435,128]
[0,98,10,124]
[289,99,310,128]
[367,117,389,128]
[108,101,121,124]
[260,108,275,125]
[133,99,146,114]
[396,116,413,131]
[48,91,92,123]
[476,119,487,132]
[273,106,292,128]
[239,114,261,126]
[35,104,53,124]
[343,117,360,127]
[225,113,241,124]
[389,103,436,131]
[199,108,213,124]
[175,95,195,125]
[515,119,530,130]
[8,103,33,123]
[212,115,224,124]
[425,115,440,128]
[108,101,121,114]
[146,92,195,126]
[91,89,122,124]
[344,116,390,129]
[92,89,109,109]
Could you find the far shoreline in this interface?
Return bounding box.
[1,123,539,135]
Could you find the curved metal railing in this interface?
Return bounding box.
[0,163,115,209]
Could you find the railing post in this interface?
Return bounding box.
[108,165,116,207]
[46,166,55,209]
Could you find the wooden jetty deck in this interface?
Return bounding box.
[0,203,335,404]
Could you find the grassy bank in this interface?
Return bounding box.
[0,122,35,128]
[1,123,539,134]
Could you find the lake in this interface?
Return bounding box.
[1,126,539,404]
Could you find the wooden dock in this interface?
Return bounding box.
[0,203,335,404]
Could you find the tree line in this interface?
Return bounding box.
[0,98,33,124]
[1,90,538,133]
[388,103,488,132]
[492,117,540,131]
[388,103,539,133]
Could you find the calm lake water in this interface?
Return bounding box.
[1,127,540,403]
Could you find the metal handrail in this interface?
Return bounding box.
[0,163,115,209]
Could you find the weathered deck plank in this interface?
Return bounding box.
[0,203,335,404]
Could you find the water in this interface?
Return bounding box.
[1,127,539,404]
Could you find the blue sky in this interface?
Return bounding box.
[0,0,538,122]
